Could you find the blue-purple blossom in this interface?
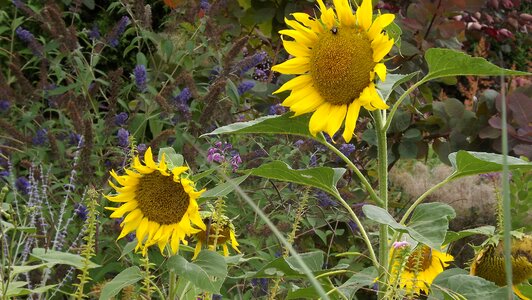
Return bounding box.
[207,142,242,171]
[117,128,129,147]
[251,278,269,297]
[238,51,267,75]
[15,176,30,194]
[348,220,359,232]
[0,170,9,177]
[268,104,286,115]
[0,100,10,112]
[211,294,222,300]
[339,143,356,157]
[74,203,88,221]
[32,129,48,146]
[133,65,147,92]
[315,190,338,208]
[12,0,24,8]
[237,81,255,95]
[137,143,147,155]
[230,154,242,172]
[175,87,192,104]
[16,27,42,56]
[107,16,129,47]
[200,0,210,10]
[68,133,82,146]
[114,112,128,126]
[88,24,100,41]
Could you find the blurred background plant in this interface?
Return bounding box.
[0,0,530,299]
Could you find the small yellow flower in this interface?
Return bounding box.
[105,147,206,256]
[192,216,240,259]
[272,0,395,142]
[390,244,454,294]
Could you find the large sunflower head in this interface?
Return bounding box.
[192,213,241,260]
[105,147,206,256]
[470,235,532,288]
[390,244,454,294]
[272,0,395,142]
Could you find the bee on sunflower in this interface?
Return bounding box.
[272,0,395,142]
[105,147,206,256]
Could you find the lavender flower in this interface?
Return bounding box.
[348,220,358,232]
[117,128,129,148]
[15,26,42,56]
[107,16,129,47]
[315,190,338,208]
[32,129,48,146]
[175,87,192,104]
[68,133,82,146]
[339,143,356,157]
[0,170,10,177]
[137,143,147,156]
[133,65,147,92]
[211,295,222,300]
[74,203,88,221]
[230,154,242,172]
[114,112,129,126]
[268,104,286,115]
[237,81,255,95]
[12,0,23,8]
[237,51,267,75]
[294,140,305,148]
[16,176,30,194]
[88,24,100,41]
[0,100,10,112]
[200,0,210,10]
[251,278,269,297]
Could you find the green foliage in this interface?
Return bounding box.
[99,267,142,300]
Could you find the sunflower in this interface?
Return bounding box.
[105,147,206,256]
[271,0,395,142]
[192,214,240,259]
[390,244,454,294]
[470,235,532,300]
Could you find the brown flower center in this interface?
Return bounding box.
[310,26,375,105]
[406,246,433,272]
[135,171,189,225]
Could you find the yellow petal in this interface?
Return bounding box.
[308,103,332,136]
[342,101,362,143]
[356,0,373,31]
[368,13,395,40]
[325,104,347,138]
[333,0,356,27]
[292,12,322,33]
[282,84,316,107]
[223,244,229,256]
[123,208,143,224]
[110,200,138,218]
[320,8,336,29]
[273,74,312,94]
[366,84,388,110]
[290,90,324,116]
[136,217,150,243]
[192,241,202,260]
[144,147,157,169]
[284,18,318,42]
[282,39,311,57]
[374,63,387,82]
[133,157,153,174]
[110,170,128,186]
[278,29,314,47]
[372,34,394,62]
[118,215,142,240]
[105,193,132,202]
[170,226,182,254]
[188,210,206,231]
[271,57,310,75]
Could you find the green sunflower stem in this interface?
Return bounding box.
[375,111,389,299]
[319,135,382,206]
[383,82,423,132]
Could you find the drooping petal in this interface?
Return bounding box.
[278,29,314,47]
[325,104,347,137]
[308,103,332,136]
[282,40,311,57]
[110,200,138,218]
[374,63,387,82]
[282,84,317,107]
[144,147,157,169]
[292,12,322,33]
[290,90,325,116]
[133,157,153,174]
[136,217,150,244]
[284,18,318,42]
[342,101,362,143]
[367,13,395,41]
[271,56,311,75]
[372,34,394,62]
[333,0,356,27]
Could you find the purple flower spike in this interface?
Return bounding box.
[133,65,147,93]
[117,128,129,148]
[237,81,255,95]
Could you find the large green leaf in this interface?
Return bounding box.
[31,248,99,270]
[166,250,228,294]
[407,203,456,249]
[423,48,529,83]
[377,72,419,102]
[444,225,495,245]
[337,267,378,298]
[448,150,532,180]
[248,161,345,197]
[253,251,324,278]
[99,266,143,300]
[4,281,56,297]
[201,114,313,138]
[199,174,249,200]
[431,268,509,300]
[363,203,455,248]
